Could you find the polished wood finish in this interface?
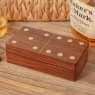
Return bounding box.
[0,57,2,61]
[6,26,89,81]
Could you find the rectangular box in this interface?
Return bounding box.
[6,27,89,81]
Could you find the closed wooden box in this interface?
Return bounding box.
[6,27,89,81]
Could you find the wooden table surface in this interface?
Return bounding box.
[0,22,95,95]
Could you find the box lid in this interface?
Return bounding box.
[6,27,89,70]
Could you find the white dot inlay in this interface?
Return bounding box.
[46,50,52,54]
[24,28,29,32]
[11,40,17,44]
[32,46,38,50]
[28,37,34,40]
[69,56,76,60]
[79,42,84,46]
[44,33,50,37]
[57,53,63,57]
[57,36,62,40]
[67,39,73,43]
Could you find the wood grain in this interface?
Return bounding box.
[0,22,95,95]
[6,26,88,81]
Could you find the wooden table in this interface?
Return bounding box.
[0,22,95,95]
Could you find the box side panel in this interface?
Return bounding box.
[6,52,75,81]
[75,49,88,80]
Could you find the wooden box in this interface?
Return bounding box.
[6,27,89,81]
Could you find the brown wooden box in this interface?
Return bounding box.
[6,27,89,81]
